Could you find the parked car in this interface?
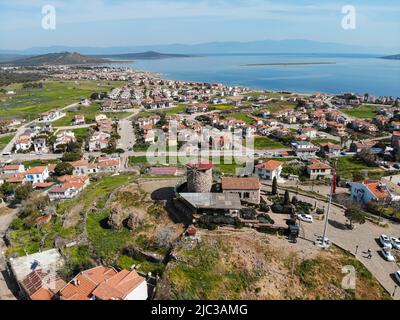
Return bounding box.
[379,234,393,249]
[314,236,331,248]
[395,271,400,284]
[297,213,313,223]
[391,237,400,250]
[381,249,395,262]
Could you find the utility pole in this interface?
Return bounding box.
[320,158,338,248]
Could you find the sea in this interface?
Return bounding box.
[110,53,400,97]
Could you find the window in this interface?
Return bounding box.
[244,192,250,199]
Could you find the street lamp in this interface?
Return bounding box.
[393,285,398,297]
[355,245,359,255]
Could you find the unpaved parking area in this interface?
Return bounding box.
[264,184,400,299]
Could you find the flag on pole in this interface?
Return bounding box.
[332,172,337,194]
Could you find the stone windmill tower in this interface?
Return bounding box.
[186,162,213,193]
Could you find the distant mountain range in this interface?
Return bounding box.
[0,51,191,66]
[92,51,191,60]
[0,39,395,55]
[381,54,400,60]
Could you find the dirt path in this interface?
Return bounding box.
[0,207,18,300]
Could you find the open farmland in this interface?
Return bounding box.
[0,80,127,120]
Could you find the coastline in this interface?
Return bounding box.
[242,62,336,67]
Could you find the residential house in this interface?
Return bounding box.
[306,160,332,180]
[73,115,85,125]
[327,121,347,137]
[53,131,76,151]
[2,164,25,174]
[24,166,50,184]
[291,141,318,159]
[349,180,394,204]
[319,142,341,157]
[221,177,261,204]
[88,132,110,152]
[33,138,49,154]
[39,109,65,122]
[58,266,148,300]
[48,184,80,201]
[254,160,283,180]
[300,127,317,139]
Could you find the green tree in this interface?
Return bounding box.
[291,196,298,207]
[283,190,290,206]
[345,207,366,229]
[61,151,82,162]
[0,182,16,199]
[14,183,33,203]
[272,177,278,195]
[54,162,74,176]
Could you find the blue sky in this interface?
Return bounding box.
[0,0,399,50]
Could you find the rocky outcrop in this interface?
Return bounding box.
[108,207,125,230]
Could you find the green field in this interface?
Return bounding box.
[342,105,379,119]
[226,112,253,124]
[72,127,91,141]
[0,134,13,151]
[0,80,127,120]
[23,159,60,168]
[213,104,235,111]
[334,156,384,179]
[312,138,340,145]
[52,102,132,127]
[253,136,285,150]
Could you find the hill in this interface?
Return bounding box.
[2,52,111,66]
[0,39,393,55]
[93,51,192,60]
[381,54,400,60]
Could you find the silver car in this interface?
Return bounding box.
[379,234,392,249]
[391,237,400,250]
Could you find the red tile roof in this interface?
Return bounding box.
[221,177,260,190]
[255,160,283,171]
[59,266,117,300]
[92,270,146,300]
[362,181,391,200]
[59,266,145,301]
[26,166,47,175]
[307,161,332,170]
[21,269,66,300]
[186,162,213,171]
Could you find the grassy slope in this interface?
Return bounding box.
[342,105,379,119]
[158,230,390,300]
[0,80,127,120]
[52,102,132,127]
[0,134,14,151]
[334,156,383,179]
[253,136,285,150]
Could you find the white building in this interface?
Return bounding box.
[255,160,283,180]
[24,166,50,184]
[291,141,318,159]
[33,138,49,154]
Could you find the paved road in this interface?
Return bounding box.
[262,184,400,299]
[118,119,135,151]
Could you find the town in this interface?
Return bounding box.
[0,64,400,301]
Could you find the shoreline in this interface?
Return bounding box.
[243,62,336,67]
